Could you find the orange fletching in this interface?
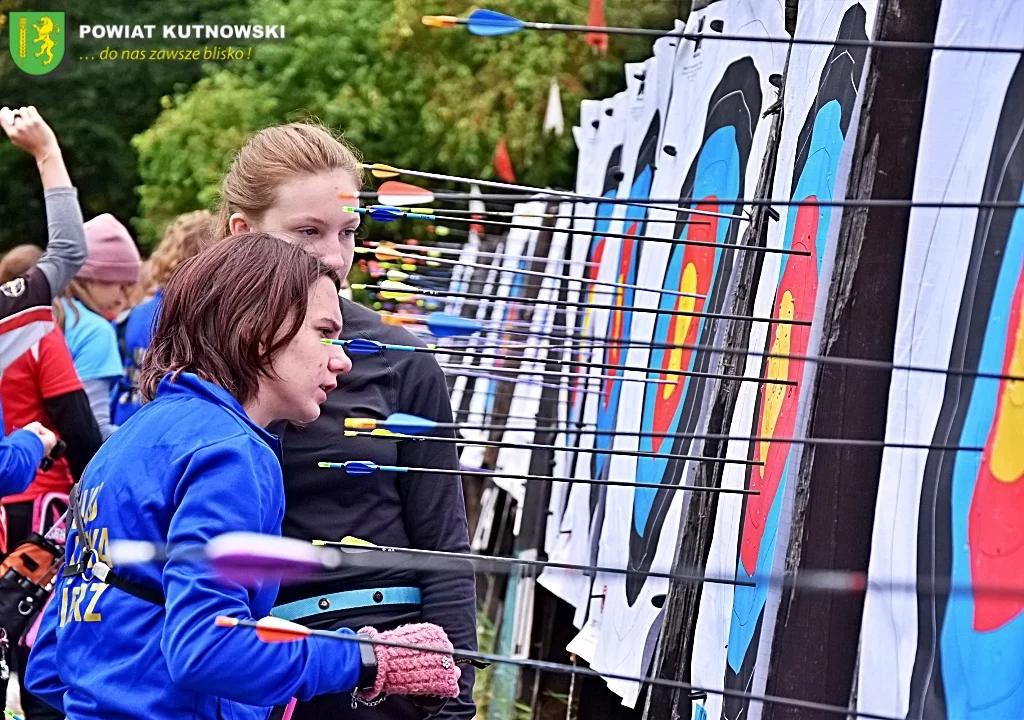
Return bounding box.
[375,246,403,262]
[255,617,312,643]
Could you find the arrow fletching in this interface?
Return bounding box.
[206,532,342,584]
[343,337,385,355]
[369,163,401,178]
[384,413,437,435]
[386,269,410,281]
[377,181,435,206]
[366,205,405,223]
[379,280,420,300]
[217,615,314,644]
[467,9,524,36]
[426,312,483,338]
[343,460,380,476]
[374,246,403,263]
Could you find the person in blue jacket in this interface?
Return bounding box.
[0,421,57,497]
[25,233,461,720]
[112,210,214,425]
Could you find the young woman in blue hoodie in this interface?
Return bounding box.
[25,234,461,720]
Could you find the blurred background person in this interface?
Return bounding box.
[55,214,141,439]
[0,244,103,720]
[112,209,213,425]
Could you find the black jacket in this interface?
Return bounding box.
[276,299,476,719]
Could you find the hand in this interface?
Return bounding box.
[22,422,58,456]
[0,106,60,161]
[357,623,461,701]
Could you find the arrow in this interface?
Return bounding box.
[356,165,747,221]
[406,321,1024,384]
[365,242,600,268]
[347,414,984,454]
[421,9,1024,54]
[360,284,591,315]
[106,534,1024,602]
[320,460,759,495]
[349,205,798,255]
[367,203,708,226]
[353,281,811,326]
[359,245,708,300]
[327,338,798,386]
[440,366,602,394]
[349,185,1024,213]
[216,615,903,720]
[108,532,344,587]
[437,362,687,387]
[343,429,764,467]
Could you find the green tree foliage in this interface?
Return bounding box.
[0,0,249,252]
[134,0,682,248]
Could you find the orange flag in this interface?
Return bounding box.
[585,0,609,55]
[493,138,516,183]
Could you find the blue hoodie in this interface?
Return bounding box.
[112,290,162,425]
[26,372,360,719]
[0,429,45,498]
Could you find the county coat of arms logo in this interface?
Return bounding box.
[9,12,65,75]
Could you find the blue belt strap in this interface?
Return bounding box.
[271,587,422,622]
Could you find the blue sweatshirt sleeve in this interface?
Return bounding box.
[24,572,68,713]
[160,438,362,706]
[0,429,45,498]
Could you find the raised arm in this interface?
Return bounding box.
[0,106,86,298]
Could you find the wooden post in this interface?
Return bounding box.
[761,0,939,716]
[643,86,785,720]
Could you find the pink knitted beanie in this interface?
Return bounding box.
[78,213,142,284]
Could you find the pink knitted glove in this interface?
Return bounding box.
[357,623,461,701]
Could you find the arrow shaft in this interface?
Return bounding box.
[346,430,764,466]
[421,425,983,453]
[315,541,1024,600]
[437,358,794,387]
[357,191,1024,212]
[446,15,1022,55]
[365,164,746,221]
[360,284,813,326]
[366,242,600,268]
[439,362,681,386]
[325,462,758,495]
[439,366,604,394]
[361,207,801,255]
[336,339,798,384]
[442,335,1024,384]
[374,247,707,300]
[226,617,895,720]
[380,206,710,225]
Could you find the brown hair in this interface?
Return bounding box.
[139,232,340,405]
[0,244,43,284]
[149,210,215,291]
[215,122,363,239]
